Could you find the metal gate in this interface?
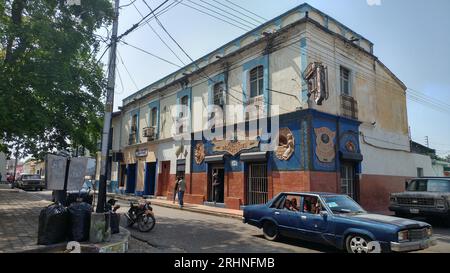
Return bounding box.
[246,163,268,205]
[340,163,355,199]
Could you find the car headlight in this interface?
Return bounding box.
[398,230,409,242]
[436,199,446,208]
[390,196,397,203]
[426,227,433,237]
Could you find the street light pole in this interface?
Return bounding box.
[97,0,120,213]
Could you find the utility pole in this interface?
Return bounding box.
[97,0,120,213]
[425,136,430,148]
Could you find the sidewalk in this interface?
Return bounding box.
[104,193,243,220]
[0,185,52,253]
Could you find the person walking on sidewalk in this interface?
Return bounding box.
[177,176,186,209]
[173,177,180,204]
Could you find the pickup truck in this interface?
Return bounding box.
[389,177,450,224]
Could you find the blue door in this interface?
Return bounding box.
[144,162,157,196]
[126,164,137,194]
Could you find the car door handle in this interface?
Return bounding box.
[274,212,280,215]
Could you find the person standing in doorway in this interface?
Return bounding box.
[212,171,220,205]
[177,176,186,209]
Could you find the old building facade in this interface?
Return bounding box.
[110,4,432,212]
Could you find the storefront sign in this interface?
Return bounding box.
[212,139,259,156]
[314,127,336,163]
[135,148,148,158]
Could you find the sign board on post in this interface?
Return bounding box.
[85,158,96,178]
[46,154,68,190]
[66,157,89,191]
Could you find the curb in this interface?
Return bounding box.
[19,227,130,253]
[105,193,243,220]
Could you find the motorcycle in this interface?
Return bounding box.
[124,199,155,232]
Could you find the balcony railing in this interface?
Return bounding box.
[143,126,157,141]
[341,95,358,120]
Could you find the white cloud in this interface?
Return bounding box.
[367,0,382,6]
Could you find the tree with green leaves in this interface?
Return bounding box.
[0,0,114,159]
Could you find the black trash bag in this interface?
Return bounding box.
[68,202,92,242]
[38,203,69,245]
[67,192,93,207]
[110,212,120,234]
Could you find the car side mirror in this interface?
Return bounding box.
[405,181,409,190]
[320,210,328,219]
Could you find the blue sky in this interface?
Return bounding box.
[108,0,450,157]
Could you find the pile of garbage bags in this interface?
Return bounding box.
[38,200,121,245]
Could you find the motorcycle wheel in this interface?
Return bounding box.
[138,214,155,232]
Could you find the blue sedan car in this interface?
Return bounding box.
[243,192,437,253]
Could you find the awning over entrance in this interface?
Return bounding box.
[240,151,268,162]
[339,151,363,162]
[204,155,225,163]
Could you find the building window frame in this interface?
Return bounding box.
[340,66,352,97]
[249,65,264,98]
[129,110,139,145]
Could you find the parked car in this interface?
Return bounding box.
[13,174,45,191]
[389,177,450,224]
[243,192,436,253]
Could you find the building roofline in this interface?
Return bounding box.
[122,3,376,106]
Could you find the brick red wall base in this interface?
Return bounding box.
[225,197,242,210]
[227,172,244,203]
[310,171,339,193]
[360,174,410,213]
[191,173,207,197]
[272,171,310,195]
[184,194,205,205]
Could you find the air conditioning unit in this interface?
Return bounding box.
[143,126,156,140]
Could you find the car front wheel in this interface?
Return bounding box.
[346,234,374,253]
[262,221,279,241]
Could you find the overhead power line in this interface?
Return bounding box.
[120,40,182,68]
[180,2,250,32]
[184,0,254,30]
[224,0,268,22]
[131,0,186,66]
[117,0,170,41]
[210,0,264,25]
[198,0,259,28]
[117,49,139,91]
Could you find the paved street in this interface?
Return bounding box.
[0,185,52,253]
[2,187,450,253]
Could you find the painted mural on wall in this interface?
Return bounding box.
[275,127,295,161]
[314,127,336,163]
[212,139,259,156]
[340,131,360,154]
[194,142,205,165]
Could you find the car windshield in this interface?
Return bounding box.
[322,195,365,214]
[23,174,41,180]
[407,179,450,192]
